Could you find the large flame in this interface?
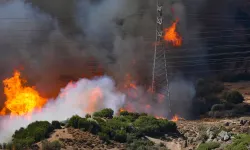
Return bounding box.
[0,71,47,116]
[164,19,182,47]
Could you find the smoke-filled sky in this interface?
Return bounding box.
[0,0,249,118]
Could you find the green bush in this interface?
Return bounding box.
[51,121,61,129]
[119,111,144,122]
[113,130,127,143]
[12,121,53,146]
[197,142,220,150]
[78,118,91,131]
[93,108,114,119]
[41,140,61,150]
[86,118,101,134]
[68,115,82,128]
[127,139,155,150]
[134,116,176,136]
[158,119,177,133]
[224,91,244,104]
[98,132,110,142]
[225,134,250,150]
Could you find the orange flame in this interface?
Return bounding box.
[85,87,103,113]
[171,115,179,122]
[164,19,182,47]
[0,71,47,116]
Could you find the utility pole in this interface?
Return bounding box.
[152,0,171,114]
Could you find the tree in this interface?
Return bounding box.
[224,91,244,104]
[51,121,61,129]
[68,115,82,128]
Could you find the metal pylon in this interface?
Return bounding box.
[151,0,171,113]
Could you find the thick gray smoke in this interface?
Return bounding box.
[0,0,200,118]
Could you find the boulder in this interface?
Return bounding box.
[240,120,248,126]
[218,131,231,141]
[224,122,230,126]
[206,128,216,139]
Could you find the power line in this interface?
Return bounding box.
[169,68,250,75]
[167,49,250,59]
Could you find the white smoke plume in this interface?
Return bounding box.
[0,76,125,142]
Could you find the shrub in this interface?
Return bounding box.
[11,137,35,150]
[134,116,176,136]
[93,108,114,119]
[127,139,155,150]
[233,103,250,114]
[224,91,244,104]
[197,142,220,150]
[126,133,138,144]
[52,121,61,129]
[68,115,82,128]
[211,104,225,111]
[120,111,130,116]
[208,110,238,118]
[12,121,53,145]
[114,130,127,143]
[119,111,141,121]
[98,132,110,142]
[85,113,91,118]
[86,118,101,134]
[41,140,61,150]
[158,119,177,133]
[33,127,47,141]
[78,118,91,131]
[225,134,250,150]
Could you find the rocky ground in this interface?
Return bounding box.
[35,128,125,150]
[154,117,250,150]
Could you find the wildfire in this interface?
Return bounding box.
[171,114,179,122]
[164,19,182,47]
[0,71,47,116]
[85,87,103,113]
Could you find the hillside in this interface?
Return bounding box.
[1,109,250,150]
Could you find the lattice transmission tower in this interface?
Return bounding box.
[151,0,171,113]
